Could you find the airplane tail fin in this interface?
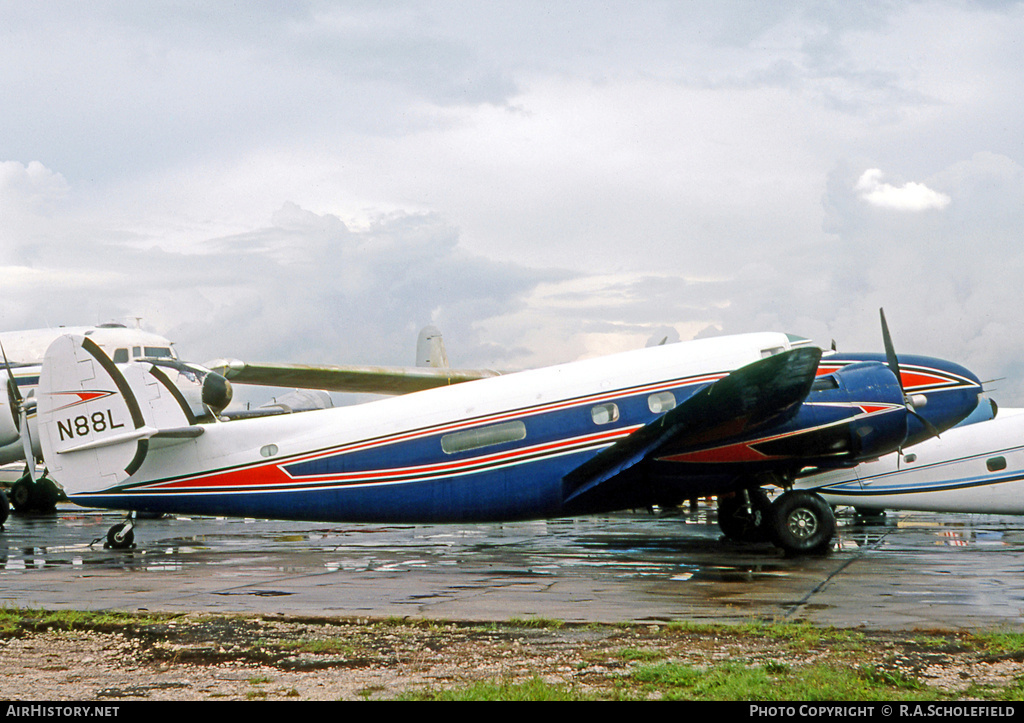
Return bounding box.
[416,326,449,368]
[37,335,202,496]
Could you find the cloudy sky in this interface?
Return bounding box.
[3,1,1024,405]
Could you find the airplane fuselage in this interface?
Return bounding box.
[44,331,983,526]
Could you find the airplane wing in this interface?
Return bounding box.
[563,346,823,506]
[204,359,502,395]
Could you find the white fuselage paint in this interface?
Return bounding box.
[49,332,801,498]
[797,410,1024,515]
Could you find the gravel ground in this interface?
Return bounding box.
[1,614,1023,701]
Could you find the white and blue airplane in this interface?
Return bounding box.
[795,402,1024,516]
[27,313,984,555]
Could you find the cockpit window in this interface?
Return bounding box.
[142,347,175,359]
[811,375,839,392]
[112,349,129,363]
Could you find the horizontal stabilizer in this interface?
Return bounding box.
[564,346,822,505]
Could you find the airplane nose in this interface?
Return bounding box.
[900,356,983,446]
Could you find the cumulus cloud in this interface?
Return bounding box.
[855,169,951,211]
[4,3,1024,408]
[0,161,68,212]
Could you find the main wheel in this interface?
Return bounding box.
[0,489,8,530]
[770,491,835,555]
[10,478,32,512]
[9,476,60,513]
[717,488,772,543]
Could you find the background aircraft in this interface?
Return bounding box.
[795,403,1024,516]
[31,314,984,555]
[1,323,181,512]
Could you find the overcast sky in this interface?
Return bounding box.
[3,1,1024,405]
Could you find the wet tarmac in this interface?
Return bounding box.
[0,502,1022,631]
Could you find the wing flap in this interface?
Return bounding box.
[563,346,822,504]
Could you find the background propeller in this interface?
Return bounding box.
[1,340,37,482]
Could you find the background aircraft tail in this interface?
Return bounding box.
[416,326,449,368]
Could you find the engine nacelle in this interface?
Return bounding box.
[0,395,22,464]
[141,360,233,419]
[772,361,909,466]
[651,361,910,475]
[201,371,233,415]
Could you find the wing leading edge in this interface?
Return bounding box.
[204,360,502,395]
[563,346,823,507]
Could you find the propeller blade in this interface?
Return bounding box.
[2,340,39,478]
[1,340,23,432]
[880,307,941,442]
[909,408,941,439]
[879,308,902,390]
[19,403,35,482]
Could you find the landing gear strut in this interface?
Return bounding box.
[10,471,63,514]
[718,487,836,555]
[717,488,772,543]
[105,513,136,550]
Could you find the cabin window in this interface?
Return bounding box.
[591,403,619,425]
[986,456,1007,472]
[441,420,527,455]
[903,453,917,464]
[260,444,279,458]
[648,391,676,414]
[112,348,129,363]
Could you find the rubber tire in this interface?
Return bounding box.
[717,488,772,543]
[10,476,60,514]
[10,479,32,512]
[770,491,835,555]
[105,523,135,550]
[0,489,8,530]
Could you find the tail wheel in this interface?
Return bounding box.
[770,491,835,555]
[105,522,135,550]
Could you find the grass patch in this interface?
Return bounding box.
[0,607,173,635]
[627,660,927,701]
[617,647,668,663]
[507,616,565,629]
[276,638,357,656]
[973,630,1024,655]
[401,676,593,701]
